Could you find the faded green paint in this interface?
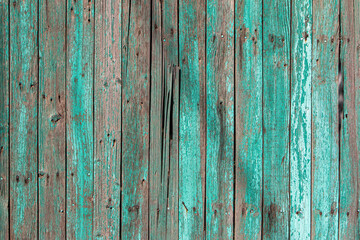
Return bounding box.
[262,0,291,238]
[66,0,95,239]
[10,0,38,239]
[179,0,206,238]
[38,0,66,238]
[234,0,263,238]
[121,0,151,239]
[290,0,312,239]
[339,0,359,238]
[3,0,360,239]
[0,1,9,239]
[94,0,122,239]
[206,0,234,238]
[311,0,340,239]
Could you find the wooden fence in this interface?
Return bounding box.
[0,0,359,239]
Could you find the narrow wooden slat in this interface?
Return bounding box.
[66,0,94,238]
[163,0,179,238]
[179,0,206,237]
[356,0,360,235]
[234,0,263,238]
[0,0,9,238]
[9,0,39,238]
[339,0,359,238]
[93,0,121,238]
[149,0,179,236]
[289,0,312,238]
[262,0,291,238]
[149,0,164,236]
[121,0,151,238]
[38,0,66,238]
[205,0,234,238]
[311,0,340,238]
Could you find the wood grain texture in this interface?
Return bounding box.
[66,0,94,238]
[3,1,360,239]
[9,0,39,238]
[206,0,234,238]
[355,0,360,236]
[38,0,66,238]
[290,0,312,239]
[179,0,206,238]
[149,0,179,237]
[94,0,122,239]
[262,0,291,238]
[121,0,151,238]
[234,0,263,238]
[311,0,340,239]
[339,0,359,238]
[0,0,9,239]
[163,0,180,238]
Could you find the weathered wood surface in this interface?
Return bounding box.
[1,0,359,239]
[10,0,39,238]
[339,0,359,238]
[39,0,66,238]
[290,0,312,239]
[311,0,340,239]
[262,0,291,238]
[121,0,151,238]
[0,0,9,239]
[206,0,234,238]
[234,0,263,238]
[94,0,122,239]
[179,0,207,238]
[66,0,95,238]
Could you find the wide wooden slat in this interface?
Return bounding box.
[94,0,122,238]
[205,0,234,238]
[234,0,263,238]
[262,0,291,238]
[66,0,95,238]
[9,0,39,238]
[311,0,340,239]
[289,0,312,239]
[121,0,151,238]
[339,0,359,238]
[149,0,179,237]
[179,0,206,238]
[0,0,9,238]
[38,0,66,238]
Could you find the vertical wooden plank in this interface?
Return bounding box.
[0,0,9,238]
[93,0,121,238]
[290,0,312,239]
[38,0,66,238]
[121,0,151,238]
[262,0,291,238]
[339,0,359,238]
[234,0,263,238]
[356,0,360,235]
[150,64,179,239]
[206,0,234,238]
[179,0,206,237]
[149,0,179,237]
[9,0,38,238]
[163,0,179,238]
[66,0,94,238]
[149,0,164,236]
[311,0,340,238]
